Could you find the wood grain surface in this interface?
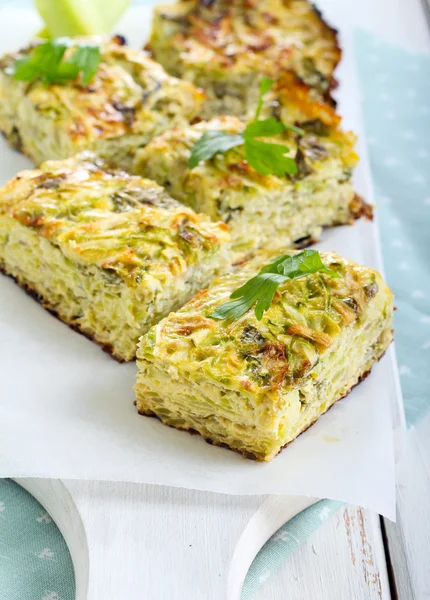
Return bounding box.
[254,507,391,600]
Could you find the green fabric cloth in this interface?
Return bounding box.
[0,481,74,600]
[1,27,429,600]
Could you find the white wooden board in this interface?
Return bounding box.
[16,479,317,600]
[383,414,430,600]
[254,506,391,600]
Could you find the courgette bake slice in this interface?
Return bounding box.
[148,0,340,117]
[134,76,370,261]
[0,35,204,169]
[0,154,230,361]
[135,250,393,461]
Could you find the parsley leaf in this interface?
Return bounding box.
[62,45,101,85]
[255,76,274,119]
[252,81,304,135]
[11,38,101,85]
[12,41,68,83]
[188,78,304,176]
[244,117,286,138]
[210,250,339,321]
[244,138,298,177]
[269,250,338,279]
[188,131,244,169]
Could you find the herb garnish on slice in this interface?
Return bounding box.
[210,250,339,321]
[10,38,101,85]
[188,77,304,176]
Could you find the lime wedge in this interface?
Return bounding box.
[37,27,51,39]
[34,0,130,37]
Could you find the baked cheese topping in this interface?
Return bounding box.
[134,106,364,259]
[149,0,340,95]
[0,153,230,286]
[0,35,205,166]
[135,249,393,460]
[0,153,231,360]
[140,250,389,393]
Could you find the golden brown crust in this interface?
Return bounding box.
[309,3,342,97]
[150,0,341,99]
[349,193,374,221]
[0,154,230,286]
[275,71,341,127]
[0,36,205,168]
[0,264,126,362]
[136,354,386,461]
[287,323,333,349]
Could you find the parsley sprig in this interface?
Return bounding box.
[10,38,101,85]
[210,250,339,321]
[188,77,304,176]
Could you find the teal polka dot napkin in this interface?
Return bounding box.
[0,481,75,600]
[1,28,430,600]
[355,30,430,427]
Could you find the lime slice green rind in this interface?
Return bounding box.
[36,27,51,39]
[34,0,131,37]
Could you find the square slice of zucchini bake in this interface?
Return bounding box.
[0,154,230,361]
[134,74,371,261]
[148,0,340,117]
[135,250,393,461]
[0,36,204,169]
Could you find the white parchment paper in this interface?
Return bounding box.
[0,6,402,519]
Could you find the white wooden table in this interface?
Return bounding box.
[253,414,430,600]
[254,0,430,597]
